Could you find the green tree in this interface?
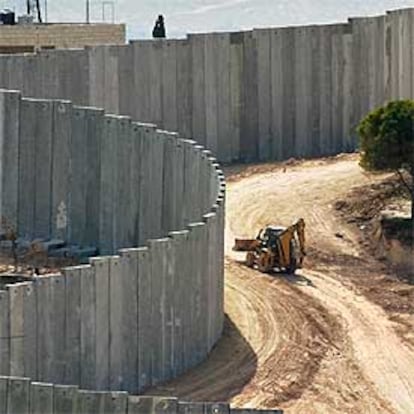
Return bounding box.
[357,100,414,229]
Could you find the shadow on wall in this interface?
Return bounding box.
[145,315,258,402]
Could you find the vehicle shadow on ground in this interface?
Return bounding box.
[144,315,258,402]
[278,271,315,287]
[236,259,315,287]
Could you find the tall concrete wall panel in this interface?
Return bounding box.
[216,34,233,163]
[17,99,39,239]
[204,34,219,155]
[118,45,135,118]
[149,41,163,127]
[1,383,285,414]
[281,28,296,159]
[0,90,20,233]
[309,27,322,157]
[254,29,271,162]
[1,7,413,411]
[341,33,354,151]
[229,33,243,162]
[240,31,258,161]
[189,35,206,147]
[162,41,178,132]
[176,40,193,139]
[294,26,312,157]
[269,29,283,160]
[88,46,105,109]
[0,8,411,162]
[103,46,120,114]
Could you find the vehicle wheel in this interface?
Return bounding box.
[287,240,298,274]
[258,252,272,273]
[246,252,255,268]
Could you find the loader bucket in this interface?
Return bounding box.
[233,238,259,251]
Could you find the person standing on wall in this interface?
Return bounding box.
[152,15,166,38]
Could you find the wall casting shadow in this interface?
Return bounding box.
[144,315,258,403]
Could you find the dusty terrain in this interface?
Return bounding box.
[149,154,414,413]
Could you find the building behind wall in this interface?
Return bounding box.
[0,23,126,53]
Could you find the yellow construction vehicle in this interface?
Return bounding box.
[233,218,306,274]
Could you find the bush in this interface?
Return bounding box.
[357,100,414,222]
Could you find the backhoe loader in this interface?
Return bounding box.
[233,218,306,274]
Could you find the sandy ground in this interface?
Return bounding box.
[148,154,414,414]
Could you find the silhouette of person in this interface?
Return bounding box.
[152,15,166,38]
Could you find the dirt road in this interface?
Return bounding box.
[149,155,414,413]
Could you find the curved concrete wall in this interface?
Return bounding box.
[0,9,412,163]
[0,91,225,393]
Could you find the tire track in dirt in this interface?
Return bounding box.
[148,155,410,413]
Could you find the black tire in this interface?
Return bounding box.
[246,252,255,268]
[258,252,272,273]
[286,240,298,275]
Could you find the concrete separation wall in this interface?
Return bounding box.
[0,376,283,413]
[0,90,226,394]
[0,91,220,255]
[0,8,413,163]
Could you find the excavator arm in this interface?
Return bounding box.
[277,218,306,268]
